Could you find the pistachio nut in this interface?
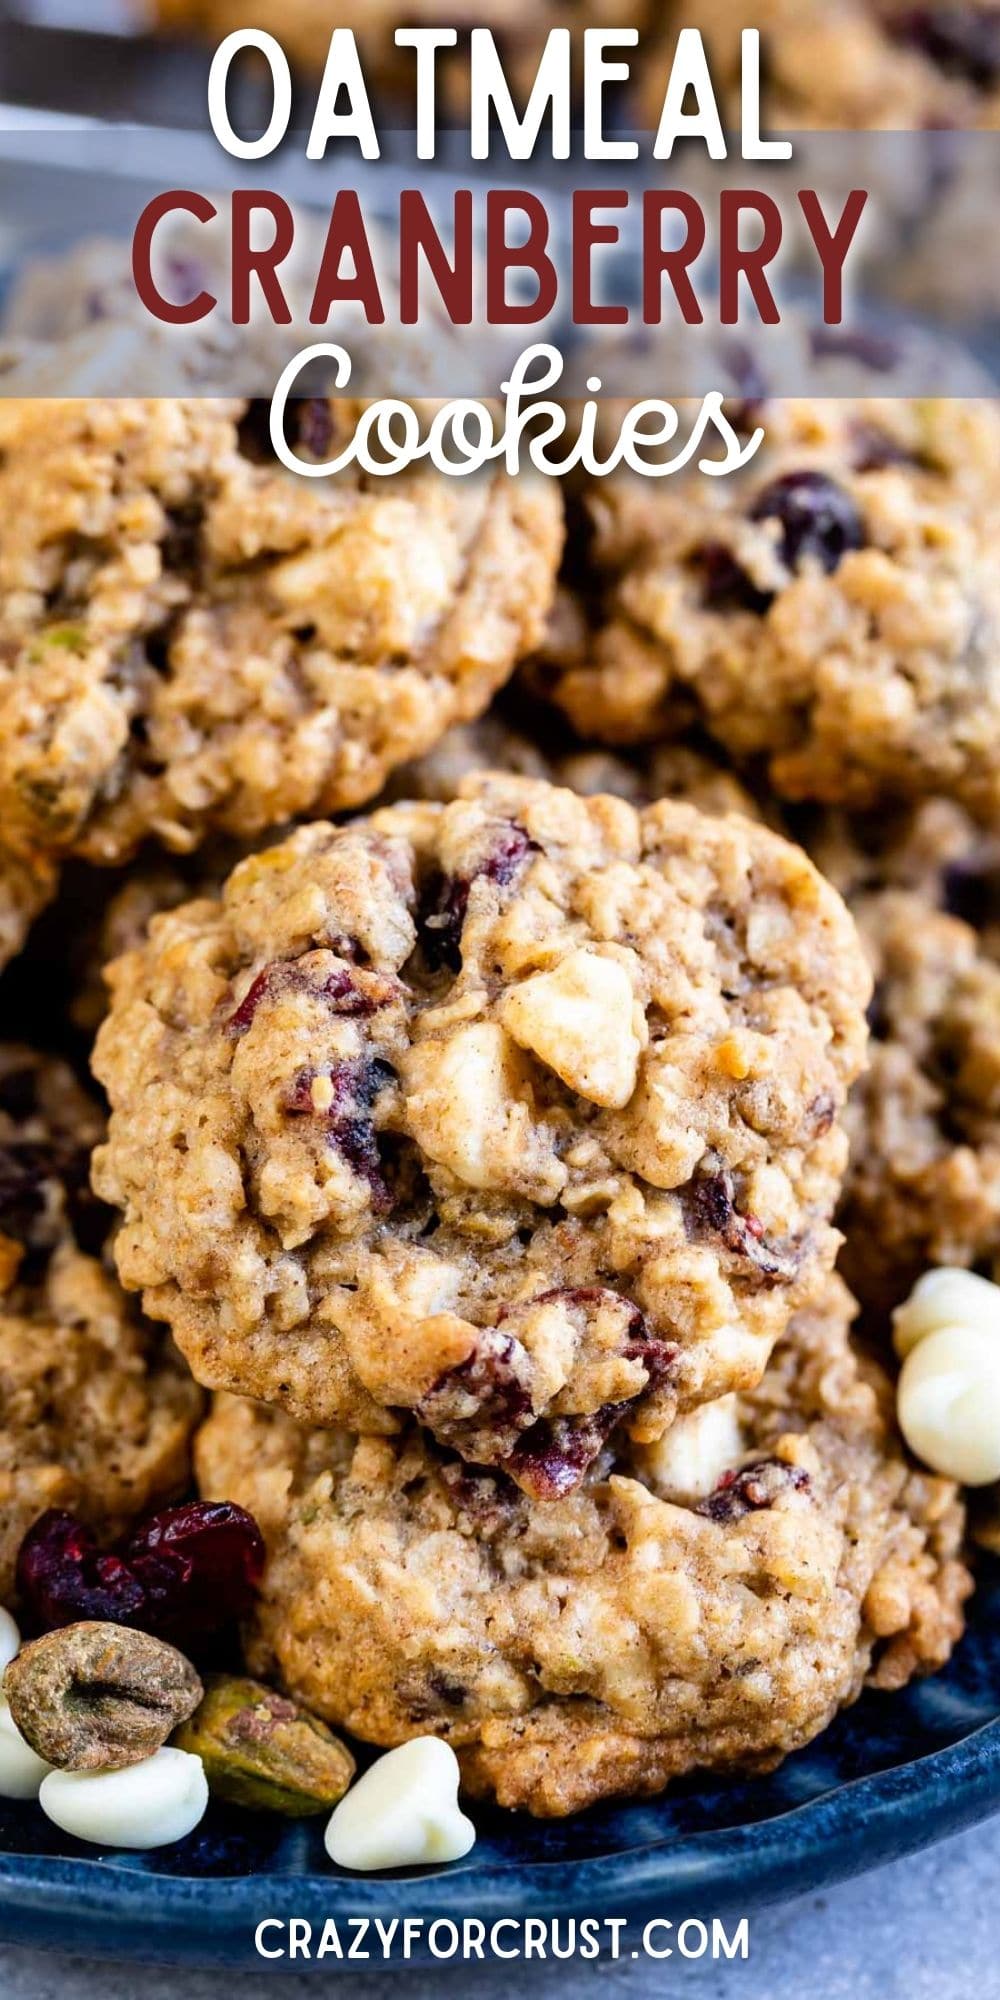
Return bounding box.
[3,1622,203,1772]
[173,1675,355,1815]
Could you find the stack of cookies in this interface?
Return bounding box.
[0,360,995,1815]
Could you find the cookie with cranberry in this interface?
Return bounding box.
[92,774,869,1492]
[535,400,1000,821]
[195,1275,969,1816]
[0,399,561,865]
[0,1047,201,1599]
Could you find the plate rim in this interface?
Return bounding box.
[0,1715,997,1968]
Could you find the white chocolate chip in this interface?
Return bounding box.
[324,1737,475,1872]
[897,1322,1000,1486]
[640,1396,745,1503]
[499,949,645,1109]
[0,1701,52,1800]
[0,1607,20,1672]
[893,1266,1000,1358]
[403,1022,564,1200]
[39,1746,208,1849]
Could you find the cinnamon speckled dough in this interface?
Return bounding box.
[92,774,870,1494]
[0,1047,201,1598]
[676,0,1000,126]
[535,400,1000,820]
[194,1276,970,1817]
[0,399,562,865]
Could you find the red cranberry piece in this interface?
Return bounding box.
[16,1502,264,1641]
[284,1056,396,1210]
[16,1512,148,1632]
[683,1167,799,1284]
[505,1408,618,1500]
[693,541,774,614]
[420,823,536,973]
[749,470,865,576]
[698,1458,810,1522]
[418,1332,535,1458]
[889,6,1000,86]
[123,1500,265,1639]
[294,399,335,460]
[226,958,378,1037]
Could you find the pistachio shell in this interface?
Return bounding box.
[4,1622,202,1771]
[173,1675,354,1815]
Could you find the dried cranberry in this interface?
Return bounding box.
[16,1513,147,1631]
[284,1056,396,1209]
[698,1459,811,1521]
[749,470,865,576]
[693,541,773,614]
[16,1502,264,1642]
[226,959,388,1037]
[123,1500,265,1639]
[889,6,1000,87]
[419,1332,535,1458]
[505,1408,618,1500]
[503,1310,677,1499]
[420,823,536,973]
[293,399,335,460]
[683,1167,799,1284]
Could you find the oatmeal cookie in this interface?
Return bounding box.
[0,1047,201,1599]
[837,883,1000,1316]
[677,0,1000,128]
[195,1275,969,1816]
[0,399,561,865]
[535,400,1000,821]
[93,774,869,1492]
[784,798,1000,1313]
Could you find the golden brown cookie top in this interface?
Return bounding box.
[0,398,562,864]
[93,773,869,1490]
[195,1275,969,1816]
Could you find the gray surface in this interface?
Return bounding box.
[0,1813,996,2000]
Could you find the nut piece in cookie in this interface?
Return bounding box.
[0,400,562,864]
[0,1045,202,1598]
[535,400,1000,822]
[195,1274,970,1818]
[93,774,870,1491]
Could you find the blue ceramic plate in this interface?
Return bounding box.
[0,1555,997,1970]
